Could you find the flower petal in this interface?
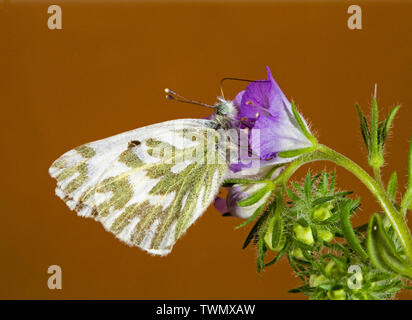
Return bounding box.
[214,197,228,214]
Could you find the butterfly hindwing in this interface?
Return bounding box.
[49,119,228,255]
[93,125,228,255]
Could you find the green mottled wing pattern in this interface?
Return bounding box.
[49,119,227,255]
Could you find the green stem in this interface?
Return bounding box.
[373,167,384,190]
[274,144,412,264]
[400,135,412,215]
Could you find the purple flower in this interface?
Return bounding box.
[214,67,316,216]
[215,167,283,219]
[214,183,271,219]
[229,66,314,173]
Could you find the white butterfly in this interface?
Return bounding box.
[49,93,254,255]
[49,70,315,255]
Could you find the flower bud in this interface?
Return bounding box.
[325,260,342,277]
[214,182,272,219]
[264,204,285,251]
[292,247,305,260]
[293,223,314,246]
[327,289,346,300]
[318,228,334,242]
[309,274,328,287]
[312,206,332,221]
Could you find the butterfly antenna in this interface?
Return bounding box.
[165,88,215,109]
[219,77,268,99]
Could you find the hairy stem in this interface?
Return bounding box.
[373,167,385,190]
[274,144,412,264]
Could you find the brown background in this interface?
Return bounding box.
[1,0,412,299]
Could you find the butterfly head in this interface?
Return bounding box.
[165,88,237,120]
[215,97,236,117]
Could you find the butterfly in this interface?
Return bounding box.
[49,67,312,256]
[48,88,256,256]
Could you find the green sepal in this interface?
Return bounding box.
[356,104,371,152]
[369,99,400,169]
[311,173,322,184]
[377,105,400,150]
[237,181,274,207]
[372,215,412,279]
[329,171,336,194]
[334,191,353,198]
[387,171,398,202]
[242,206,271,249]
[313,213,340,226]
[323,241,350,254]
[291,100,317,145]
[340,200,368,260]
[236,203,266,229]
[323,254,347,273]
[278,146,315,158]
[367,214,412,278]
[401,135,412,214]
[304,171,312,201]
[264,214,282,250]
[264,164,285,180]
[370,96,379,156]
[257,232,267,273]
[222,178,268,187]
[291,181,304,193]
[296,217,309,228]
[380,249,412,279]
[265,240,290,267]
[287,252,306,281]
[267,197,284,250]
[311,195,336,206]
[286,187,300,202]
[294,239,314,251]
[366,215,392,274]
[318,172,329,195]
